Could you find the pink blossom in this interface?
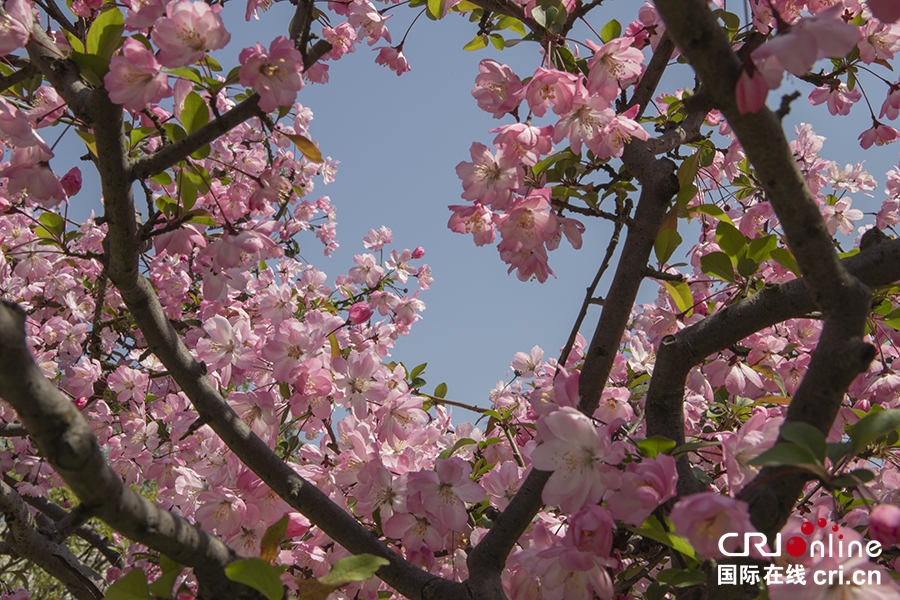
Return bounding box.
[349,0,391,45]
[239,36,304,112]
[471,59,524,118]
[871,0,900,23]
[752,5,859,77]
[585,36,645,99]
[531,406,626,512]
[407,458,485,531]
[736,63,770,114]
[809,83,862,116]
[60,167,81,197]
[0,0,32,55]
[456,142,522,209]
[151,0,231,68]
[362,226,392,251]
[447,203,496,246]
[595,104,650,159]
[870,504,900,547]
[511,345,544,378]
[553,92,614,155]
[323,22,357,60]
[860,122,900,148]
[525,67,581,117]
[347,301,373,324]
[124,0,166,30]
[374,45,410,75]
[670,493,759,559]
[881,84,900,120]
[489,122,553,167]
[495,189,557,251]
[605,454,678,526]
[821,197,864,235]
[105,38,172,112]
[859,20,900,64]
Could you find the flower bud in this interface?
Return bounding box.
[347,301,374,325]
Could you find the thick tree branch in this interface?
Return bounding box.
[0,477,107,600]
[0,302,262,600]
[24,28,93,123]
[654,0,875,542]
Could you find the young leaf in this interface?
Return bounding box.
[700,251,735,282]
[433,382,448,398]
[779,421,827,462]
[637,435,677,459]
[225,558,287,600]
[319,554,390,586]
[284,133,324,163]
[600,19,622,43]
[181,92,210,134]
[86,8,125,61]
[654,228,682,265]
[148,556,185,600]
[715,221,746,262]
[260,515,290,563]
[688,204,734,226]
[105,569,152,600]
[664,281,694,316]
[847,408,900,455]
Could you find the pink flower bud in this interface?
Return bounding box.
[411,246,425,259]
[61,167,82,197]
[72,396,88,410]
[347,301,374,325]
[869,504,900,547]
[285,512,310,538]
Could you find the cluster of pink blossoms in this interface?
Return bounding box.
[450,35,652,279]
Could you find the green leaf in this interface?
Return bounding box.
[629,523,697,560]
[654,229,682,265]
[677,153,700,189]
[105,569,152,600]
[433,382,448,399]
[284,133,323,163]
[426,0,446,19]
[295,579,339,600]
[260,515,290,563]
[463,34,488,50]
[688,204,734,226]
[779,422,827,462]
[736,257,759,278]
[438,437,476,459]
[70,51,110,86]
[530,0,566,32]
[490,33,505,50]
[181,92,210,134]
[225,558,287,600]
[600,19,622,43]
[165,67,203,84]
[86,8,124,61]
[495,16,526,35]
[715,221,746,262]
[409,363,427,380]
[770,248,800,275]
[674,184,698,208]
[700,251,735,282]
[64,30,85,54]
[148,556,185,600]
[847,409,900,455]
[747,234,777,263]
[664,281,693,316]
[320,555,390,587]
[748,442,822,469]
[637,436,676,459]
[38,212,65,239]
[657,568,707,588]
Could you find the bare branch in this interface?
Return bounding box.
[0,467,107,599]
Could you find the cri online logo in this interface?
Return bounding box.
[719,517,883,558]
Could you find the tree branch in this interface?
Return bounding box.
[0,302,265,600]
[652,0,875,541]
[129,95,265,181]
[0,477,107,600]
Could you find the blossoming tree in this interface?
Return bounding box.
[3,0,900,598]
